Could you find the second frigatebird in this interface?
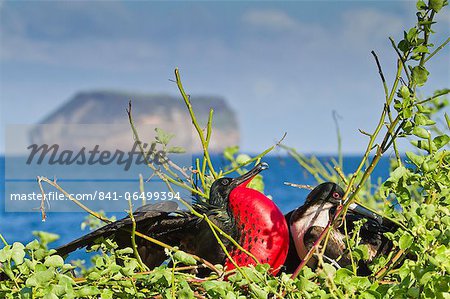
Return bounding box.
[56,162,289,275]
[284,182,398,275]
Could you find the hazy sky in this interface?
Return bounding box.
[1,1,449,154]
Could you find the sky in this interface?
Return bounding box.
[0,0,449,154]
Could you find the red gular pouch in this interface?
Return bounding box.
[226,186,289,275]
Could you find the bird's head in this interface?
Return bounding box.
[306,182,345,206]
[209,162,269,207]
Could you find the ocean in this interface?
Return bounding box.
[0,154,391,255]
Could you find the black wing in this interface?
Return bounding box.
[56,202,181,257]
[56,201,231,270]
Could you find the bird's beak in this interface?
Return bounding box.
[231,162,269,188]
[349,203,383,224]
[329,197,343,206]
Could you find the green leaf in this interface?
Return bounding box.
[249,284,268,299]
[406,28,418,43]
[414,113,435,126]
[349,276,371,291]
[413,45,429,54]
[411,140,437,153]
[360,290,382,299]
[11,242,25,265]
[100,289,114,299]
[413,127,430,139]
[433,135,450,149]
[77,286,101,297]
[334,268,354,285]
[116,247,133,255]
[36,269,55,284]
[202,281,230,297]
[167,146,186,153]
[0,245,11,262]
[445,113,450,129]
[355,244,370,261]
[25,240,41,251]
[155,128,175,146]
[177,280,195,299]
[236,154,251,165]
[388,166,410,183]
[33,231,59,247]
[420,204,436,219]
[405,152,424,166]
[43,293,58,299]
[44,255,64,268]
[399,86,410,99]
[25,276,38,287]
[87,272,101,281]
[398,39,410,52]
[416,0,427,10]
[399,232,414,250]
[34,249,47,261]
[223,146,239,161]
[423,159,438,172]
[242,267,264,283]
[412,65,429,86]
[173,251,197,266]
[429,0,444,12]
[407,287,420,298]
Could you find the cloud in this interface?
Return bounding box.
[0,1,134,40]
[1,35,166,71]
[242,9,299,31]
[340,8,405,44]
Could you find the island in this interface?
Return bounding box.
[30,91,240,153]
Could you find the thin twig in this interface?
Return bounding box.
[423,36,450,63]
[389,37,411,81]
[371,50,389,100]
[127,199,148,271]
[0,234,8,246]
[416,89,450,105]
[375,249,405,279]
[139,174,146,207]
[37,176,112,223]
[222,133,286,176]
[174,68,217,178]
[283,182,314,190]
[37,177,48,222]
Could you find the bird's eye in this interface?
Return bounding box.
[221,179,230,185]
[332,192,341,199]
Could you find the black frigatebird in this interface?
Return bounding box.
[56,163,289,275]
[284,182,398,275]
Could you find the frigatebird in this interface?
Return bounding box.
[285,182,398,275]
[56,163,289,275]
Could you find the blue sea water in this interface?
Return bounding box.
[0,155,391,252]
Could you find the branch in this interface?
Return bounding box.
[174,68,217,178]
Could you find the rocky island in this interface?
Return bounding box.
[30,91,239,152]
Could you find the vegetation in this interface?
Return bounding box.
[1,1,449,298]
